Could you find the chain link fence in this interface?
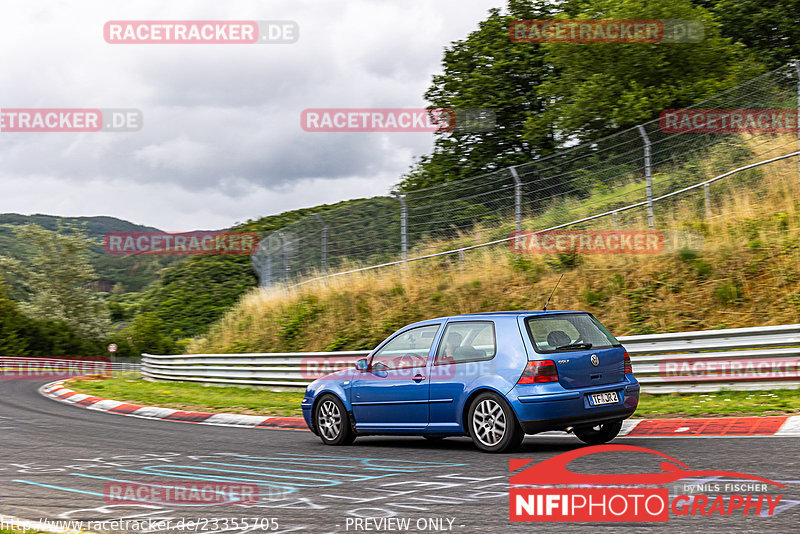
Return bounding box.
[252,63,800,286]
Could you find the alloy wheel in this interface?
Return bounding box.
[471,398,506,446]
[318,399,342,440]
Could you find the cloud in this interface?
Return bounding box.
[0,0,500,230]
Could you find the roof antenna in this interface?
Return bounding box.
[543,274,564,311]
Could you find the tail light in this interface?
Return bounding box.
[623,352,633,374]
[518,360,558,384]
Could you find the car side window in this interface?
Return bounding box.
[371,324,440,370]
[434,321,496,365]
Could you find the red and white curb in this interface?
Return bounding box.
[40,380,307,430]
[619,415,800,438]
[40,380,800,438]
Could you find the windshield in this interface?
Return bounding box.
[525,313,621,353]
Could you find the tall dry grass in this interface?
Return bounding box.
[190,140,800,354]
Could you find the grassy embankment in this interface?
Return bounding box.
[189,136,800,354]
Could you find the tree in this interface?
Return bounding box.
[399,0,764,191]
[0,282,29,355]
[108,312,179,358]
[695,0,800,70]
[535,0,764,142]
[137,255,257,339]
[0,224,110,339]
[0,281,103,356]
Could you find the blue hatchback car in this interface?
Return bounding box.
[302,311,639,452]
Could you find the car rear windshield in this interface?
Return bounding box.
[525,313,621,353]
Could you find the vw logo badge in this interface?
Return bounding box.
[590,354,599,367]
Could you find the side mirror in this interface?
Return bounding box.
[355,358,368,372]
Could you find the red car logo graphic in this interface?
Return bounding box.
[510,444,786,487]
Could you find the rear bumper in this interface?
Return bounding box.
[519,406,636,434]
[509,376,639,435]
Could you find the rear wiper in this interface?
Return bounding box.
[556,343,593,350]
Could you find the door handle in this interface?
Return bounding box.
[413,374,426,383]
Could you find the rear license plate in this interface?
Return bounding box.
[588,391,619,406]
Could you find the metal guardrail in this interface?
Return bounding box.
[142,324,800,393]
[142,351,369,387]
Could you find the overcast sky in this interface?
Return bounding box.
[0,1,503,231]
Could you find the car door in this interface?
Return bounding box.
[428,320,498,433]
[350,323,442,431]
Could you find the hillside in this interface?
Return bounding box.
[189,145,800,354]
[122,196,393,345]
[0,213,179,295]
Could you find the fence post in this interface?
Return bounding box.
[265,245,272,286]
[312,213,328,274]
[276,230,290,284]
[704,182,711,218]
[612,211,619,229]
[510,166,522,232]
[636,125,655,229]
[393,191,408,261]
[250,240,268,287]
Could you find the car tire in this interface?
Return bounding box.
[466,392,525,453]
[574,420,623,445]
[314,394,356,446]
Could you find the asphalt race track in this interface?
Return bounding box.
[1,380,798,534]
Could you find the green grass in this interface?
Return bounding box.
[633,389,800,418]
[68,377,800,419]
[68,376,304,417]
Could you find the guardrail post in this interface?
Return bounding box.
[510,166,522,233]
[312,213,328,274]
[393,191,408,262]
[637,125,655,229]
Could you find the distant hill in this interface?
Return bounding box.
[0,213,161,237]
[130,197,384,343]
[0,213,181,296]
